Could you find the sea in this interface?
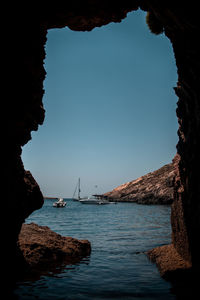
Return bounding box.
[14,199,176,300]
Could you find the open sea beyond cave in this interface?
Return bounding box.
[15,199,176,300]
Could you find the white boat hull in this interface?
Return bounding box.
[53,198,66,207]
[79,198,110,205]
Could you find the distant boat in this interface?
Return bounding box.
[53,198,66,207]
[72,178,87,201]
[72,179,115,204]
[79,196,110,205]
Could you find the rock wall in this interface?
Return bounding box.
[5,0,200,278]
[147,3,200,268]
[5,18,46,278]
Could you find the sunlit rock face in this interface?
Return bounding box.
[104,162,176,204]
[6,0,200,277]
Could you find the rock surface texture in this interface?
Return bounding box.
[147,244,191,280]
[104,161,175,204]
[5,0,200,281]
[18,223,91,274]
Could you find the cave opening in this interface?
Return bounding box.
[7,5,200,298]
[22,9,178,200]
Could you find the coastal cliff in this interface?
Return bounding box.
[104,161,176,204]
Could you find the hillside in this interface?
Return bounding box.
[104,162,175,204]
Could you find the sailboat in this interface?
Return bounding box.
[72,178,111,204]
[72,178,83,201]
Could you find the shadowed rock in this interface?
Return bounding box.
[147,244,191,280]
[18,223,91,276]
[147,244,199,297]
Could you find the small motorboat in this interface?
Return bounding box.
[53,198,66,207]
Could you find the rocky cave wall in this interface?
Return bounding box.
[6,0,200,275]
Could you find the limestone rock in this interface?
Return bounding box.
[147,244,191,280]
[104,162,175,204]
[18,223,91,272]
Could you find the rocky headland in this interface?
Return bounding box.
[17,223,91,277]
[104,161,176,204]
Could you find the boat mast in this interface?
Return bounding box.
[78,178,81,200]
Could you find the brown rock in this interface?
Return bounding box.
[147,244,191,280]
[18,223,91,272]
[104,162,175,204]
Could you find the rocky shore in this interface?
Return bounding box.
[147,244,191,280]
[18,223,91,277]
[147,244,196,297]
[104,161,175,204]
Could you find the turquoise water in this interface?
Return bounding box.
[15,199,175,299]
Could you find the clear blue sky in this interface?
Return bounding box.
[22,10,178,198]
